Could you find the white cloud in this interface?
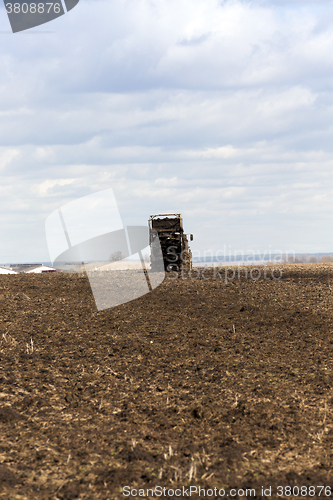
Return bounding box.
[0,148,19,170]
[34,178,76,197]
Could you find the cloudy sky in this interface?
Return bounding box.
[1,0,333,263]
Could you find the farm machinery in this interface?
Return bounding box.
[149,214,193,272]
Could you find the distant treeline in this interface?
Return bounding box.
[193,253,333,264]
[285,255,333,264]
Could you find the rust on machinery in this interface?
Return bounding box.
[149,214,193,272]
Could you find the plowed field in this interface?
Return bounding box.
[1,264,333,499]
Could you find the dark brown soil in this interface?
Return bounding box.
[1,264,333,499]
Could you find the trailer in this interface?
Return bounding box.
[149,214,193,272]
